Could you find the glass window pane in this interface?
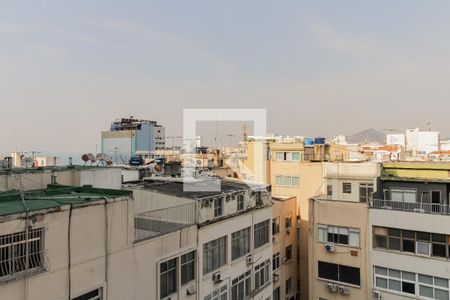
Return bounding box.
[418,274,433,285]
[402,271,415,281]
[349,231,360,247]
[435,289,449,300]
[419,285,433,298]
[388,237,401,250]
[403,239,415,253]
[402,281,415,294]
[389,269,401,278]
[434,277,449,288]
[375,266,387,276]
[376,277,388,288]
[389,279,401,291]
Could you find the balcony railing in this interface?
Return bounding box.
[134,203,196,241]
[370,199,450,215]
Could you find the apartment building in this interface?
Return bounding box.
[126,177,274,300]
[0,184,199,300]
[309,162,379,300]
[272,195,298,300]
[370,163,450,300]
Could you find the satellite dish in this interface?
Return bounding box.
[96,153,112,166]
[81,154,89,162]
[154,164,162,172]
[22,157,34,168]
[87,153,96,163]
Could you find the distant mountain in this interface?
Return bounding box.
[347,128,385,144]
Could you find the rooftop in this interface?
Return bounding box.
[128,178,268,200]
[0,185,131,217]
[0,165,117,176]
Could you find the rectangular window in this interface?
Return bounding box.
[275,176,284,186]
[275,152,284,161]
[327,184,333,196]
[272,217,280,235]
[320,224,359,247]
[214,197,223,218]
[237,194,245,211]
[72,288,102,300]
[286,277,292,294]
[374,266,450,298]
[181,251,196,285]
[0,228,45,280]
[390,188,416,203]
[254,220,270,249]
[160,258,177,299]
[255,259,270,290]
[284,176,292,187]
[231,227,250,260]
[231,271,251,300]
[273,253,280,270]
[285,245,292,261]
[204,284,228,300]
[292,152,300,161]
[291,176,300,187]
[343,183,352,194]
[273,287,280,300]
[318,261,360,286]
[203,236,227,274]
[285,213,292,229]
[359,183,374,202]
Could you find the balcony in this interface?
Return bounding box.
[370,199,450,215]
[134,203,196,241]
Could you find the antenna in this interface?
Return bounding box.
[426,118,432,131]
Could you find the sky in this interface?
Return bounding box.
[2,1,450,153]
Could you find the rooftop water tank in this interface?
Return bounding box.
[304,138,314,148]
[314,137,326,145]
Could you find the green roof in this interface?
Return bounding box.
[0,185,131,217]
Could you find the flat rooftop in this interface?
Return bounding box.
[0,165,117,176]
[130,178,267,200]
[0,185,131,217]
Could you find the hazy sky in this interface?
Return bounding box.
[2,1,450,153]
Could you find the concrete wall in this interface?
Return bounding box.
[272,196,298,299]
[309,199,370,300]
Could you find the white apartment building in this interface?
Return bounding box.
[370,163,450,300]
[127,178,274,300]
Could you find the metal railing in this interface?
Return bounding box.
[134,203,196,241]
[370,199,450,215]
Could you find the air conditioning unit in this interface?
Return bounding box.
[282,257,289,264]
[212,272,221,283]
[246,255,253,265]
[186,284,197,295]
[327,283,338,293]
[338,286,351,295]
[373,290,382,299]
[325,244,336,253]
[273,273,279,282]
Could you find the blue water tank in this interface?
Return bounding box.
[314,137,326,145]
[304,138,314,148]
[129,156,144,166]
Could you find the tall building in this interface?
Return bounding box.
[101,117,165,164]
[309,162,379,300]
[370,162,450,300]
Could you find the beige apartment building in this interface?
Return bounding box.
[309,162,379,300]
[272,195,298,300]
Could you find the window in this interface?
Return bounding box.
[285,245,292,261]
[0,228,45,280]
[285,213,292,229]
[181,251,196,285]
[231,270,251,300]
[214,197,223,218]
[291,176,299,187]
[275,176,284,186]
[204,284,228,300]
[318,261,360,286]
[203,236,227,274]
[327,185,333,196]
[373,226,450,260]
[231,227,250,260]
[72,288,102,300]
[342,183,352,194]
[286,277,292,295]
[255,259,271,290]
[273,287,280,300]
[318,224,360,247]
[254,220,270,249]
[359,183,373,202]
[272,217,280,235]
[160,258,177,299]
[390,188,416,203]
[273,253,280,270]
[374,266,450,299]
[274,175,299,188]
[292,152,300,161]
[276,152,284,161]
[237,194,245,211]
